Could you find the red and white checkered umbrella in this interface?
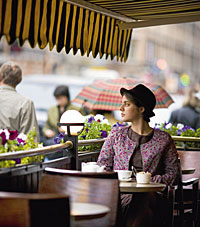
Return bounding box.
[72,77,174,110]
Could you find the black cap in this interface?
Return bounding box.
[120,84,156,117]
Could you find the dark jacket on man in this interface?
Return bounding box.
[169,105,200,130]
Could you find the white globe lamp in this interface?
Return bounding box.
[59,110,85,135]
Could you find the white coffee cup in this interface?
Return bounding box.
[136,172,151,184]
[115,170,132,180]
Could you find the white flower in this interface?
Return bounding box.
[165,123,172,129]
[17,133,27,141]
[3,129,10,140]
[94,114,105,122]
[101,119,109,124]
[38,143,43,148]
[177,123,184,129]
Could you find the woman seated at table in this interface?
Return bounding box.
[97,84,180,227]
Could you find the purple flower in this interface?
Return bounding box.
[58,132,65,138]
[100,130,107,138]
[86,128,89,133]
[81,135,86,139]
[113,122,124,128]
[17,138,26,145]
[0,132,7,145]
[182,125,195,132]
[54,133,65,144]
[177,130,182,136]
[54,137,61,144]
[8,129,18,140]
[88,116,95,123]
[14,158,21,164]
[163,122,168,129]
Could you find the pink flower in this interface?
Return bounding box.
[8,129,18,140]
[0,132,7,145]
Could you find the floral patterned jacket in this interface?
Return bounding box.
[97,126,180,185]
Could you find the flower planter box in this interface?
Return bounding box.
[0,153,73,192]
[0,135,104,193]
[172,136,200,151]
[0,139,76,193]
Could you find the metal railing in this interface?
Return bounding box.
[172,136,200,143]
[0,141,73,161]
[1,134,200,161]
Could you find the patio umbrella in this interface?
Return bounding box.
[72,77,174,111]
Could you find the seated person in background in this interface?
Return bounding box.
[169,86,200,130]
[0,62,39,141]
[42,85,83,146]
[97,84,180,227]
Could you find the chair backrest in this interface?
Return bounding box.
[0,192,70,227]
[175,153,199,227]
[39,169,120,227]
[178,150,200,189]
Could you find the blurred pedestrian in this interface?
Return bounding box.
[42,85,84,146]
[169,87,200,130]
[0,62,39,141]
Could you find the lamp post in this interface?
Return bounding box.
[57,110,85,170]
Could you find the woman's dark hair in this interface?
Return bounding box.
[123,91,152,122]
[53,85,70,101]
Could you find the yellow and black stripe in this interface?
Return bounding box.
[0,0,132,62]
[88,0,200,20]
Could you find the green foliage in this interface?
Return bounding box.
[78,117,112,152]
[0,128,44,168]
[156,123,200,149]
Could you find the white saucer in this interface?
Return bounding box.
[119,178,133,182]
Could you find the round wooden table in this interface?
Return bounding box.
[120,181,166,193]
[71,202,110,220]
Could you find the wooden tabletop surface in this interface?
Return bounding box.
[71,202,110,220]
[120,180,166,193]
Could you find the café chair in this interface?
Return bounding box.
[39,168,120,227]
[174,158,199,227]
[0,191,70,227]
[166,185,176,227]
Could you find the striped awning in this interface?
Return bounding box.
[86,0,200,29]
[0,0,132,62]
[0,0,199,62]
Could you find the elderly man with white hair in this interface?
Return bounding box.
[0,62,39,141]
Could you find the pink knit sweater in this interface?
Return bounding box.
[97,126,180,185]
